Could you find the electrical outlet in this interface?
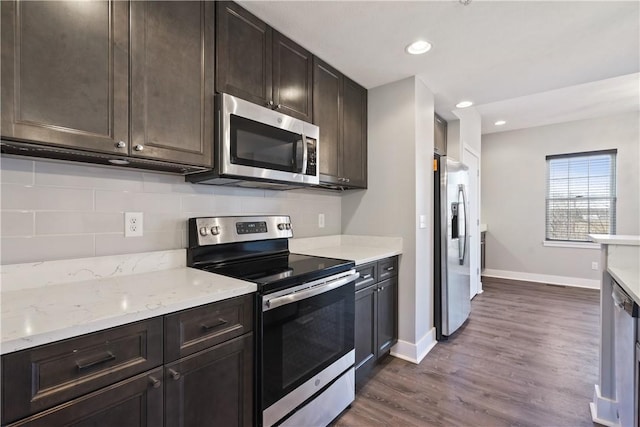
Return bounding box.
[318,213,325,228]
[591,261,599,271]
[124,212,143,237]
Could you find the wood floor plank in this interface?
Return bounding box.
[335,279,599,427]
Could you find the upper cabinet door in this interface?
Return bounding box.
[216,1,272,108]
[272,31,313,122]
[130,1,213,167]
[434,113,447,156]
[313,57,341,179]
[341,77,368,188]
[1,0,129,155]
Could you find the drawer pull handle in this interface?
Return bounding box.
[149,376,162,389]
[362,274,372,279]
[201,318,228,330]
[76,352,116,371]
[169,369,181,380]
[386,267,394,271]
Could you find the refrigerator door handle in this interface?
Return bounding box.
[458,184,467,266]
[451,202,459,239]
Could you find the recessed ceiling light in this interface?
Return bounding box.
[494,120,506,126]
[406,40,432,55]
[455,101,473,108]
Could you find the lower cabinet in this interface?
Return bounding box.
[354,256,398,388]
[1,294,254,427]
[164,334,254,427]
[6,368,164,427]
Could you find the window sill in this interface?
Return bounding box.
[542,240,601,249]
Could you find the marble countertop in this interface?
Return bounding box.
[1,250,256,355]
[606,244,640,305]
[289,235,402,265]
[589,234,640,246]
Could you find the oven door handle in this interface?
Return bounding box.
[263,271,359,311]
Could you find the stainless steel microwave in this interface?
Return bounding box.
[187,93,319,188]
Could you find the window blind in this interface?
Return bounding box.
[545,149,617,242]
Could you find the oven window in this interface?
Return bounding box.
[262,282,354,409]
[230,115,301,172]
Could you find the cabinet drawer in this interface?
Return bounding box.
[164,294,254,362]
[355,262,377,291]
[377,257,398,281]
[1,318,163,425]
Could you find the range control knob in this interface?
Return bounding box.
[210,226,220,235]
[286,224,291,230]
[277,223,285,230]
[199,227,209,236]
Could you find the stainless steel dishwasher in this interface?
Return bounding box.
[612,280,639,427]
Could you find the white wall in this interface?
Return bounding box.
[0,157,342,264]
[342,76,435,363]
[481,112,640,287]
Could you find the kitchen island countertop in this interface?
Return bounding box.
[0,250,255,355]
[589,234,640,304]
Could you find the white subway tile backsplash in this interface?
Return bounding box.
[144,213,185,232]
[180,194,218,213]
[1,211,34,237]
[35,212,121,235]
[1,235,95,264]
[95,190,181,213]
[142,172,190,193]
[1,184,94,211]
[1,158,343,264]
[95,230,183,256]
[35,162,144,191]
[0,157,34,185]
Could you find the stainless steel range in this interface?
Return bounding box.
[187,215,357,427]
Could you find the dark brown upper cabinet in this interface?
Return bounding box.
[1,1,129,155]
[434,113,447,156]
[313,57,367,189]
[216,1,313,122]
[130,1,214,167]
[1,1,213,170]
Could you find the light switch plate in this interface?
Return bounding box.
[419,214,427,229]
[318,213,325,228]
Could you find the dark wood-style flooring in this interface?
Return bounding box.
[335,278,600,426]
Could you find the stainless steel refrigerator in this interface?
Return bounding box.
[434,155,471,340]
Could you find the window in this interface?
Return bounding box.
[546,150,616,242]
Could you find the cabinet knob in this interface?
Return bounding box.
[169,369,181,380]
[115,141,126,149]
[266,100,274,107]
[149,376,162,388]
[134,144,144,152]
[276,104,282,110]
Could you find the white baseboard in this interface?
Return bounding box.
[482,268,600,289]
[590,384,619,427]
[390,328,437,364]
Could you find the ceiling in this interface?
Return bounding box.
[238,0,640,134]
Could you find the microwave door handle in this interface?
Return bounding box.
[300,133,308,175]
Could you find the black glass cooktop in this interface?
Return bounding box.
[200,253,354,294]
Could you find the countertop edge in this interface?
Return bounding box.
[589,234,640,246]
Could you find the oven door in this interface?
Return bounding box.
[260,271,356,417]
